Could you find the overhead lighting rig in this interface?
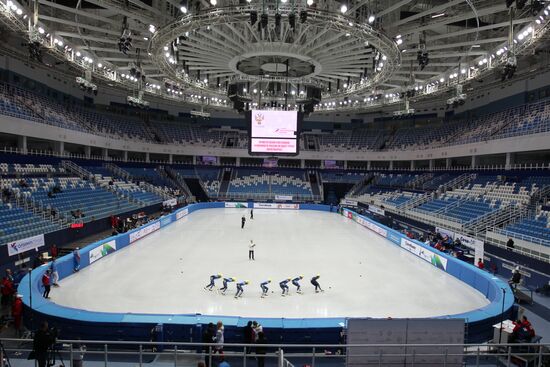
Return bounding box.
[118,17,132,55]
[501,54,517,81]
[446,84,466,108]
[76,76,98,95]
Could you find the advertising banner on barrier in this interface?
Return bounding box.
[275,195,293,201]
[160,216,173,227]
[89,240,116,264]
[7,234,45,256]
[162,198,177,207]
[367,205,385,216]
[340,199,358,207]
[254,203,300,210]
[129,221,161,243]
[400,238,448,270]
[436,227,484,260]
[225,202,248,208]
[176,208,189,220]
[343,209,388,238]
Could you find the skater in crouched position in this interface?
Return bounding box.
[220,277,236,294]
[311,275,324,292]
[235,280,249,298]
[292,275,304,293]
[279,278,291,296]
[260,279,271,297]
[204,274,222,291]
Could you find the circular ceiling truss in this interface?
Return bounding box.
[149,5,401,101]
[1,0,550,113]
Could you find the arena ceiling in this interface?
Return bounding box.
[1,0,549,112]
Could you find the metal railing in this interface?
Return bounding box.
[209,192,322,202]
[0,339,548,367]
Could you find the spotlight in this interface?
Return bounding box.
[288,13,296,29]
[210,0,216,5]
[260,13,268,29]
[306,0,313,5]
[250,11,258,24]
[299,10,308,23]
[368,15,375,23]
[180,5,187,13]
[501,55,517,81]
[340,4,347,13]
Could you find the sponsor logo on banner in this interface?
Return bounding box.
[436,227,455,240]
[275,195,293,201]
[163,198,177,207]
[176,208,189,220]
[254,203,299,210]
[436,227,484,260]
[388,233,401,245]
[129,221,161,243]
[89,240,116,264]
[367,205,385,216]
[340,199,358,207]
[343,209,388,237]
[160,216,173,227]
[7,234,45,256]
[225,202,248,208]
[400,238,448,270]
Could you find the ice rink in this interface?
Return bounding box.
[52,208,490,319]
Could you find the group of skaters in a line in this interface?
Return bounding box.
[204,274,324,298]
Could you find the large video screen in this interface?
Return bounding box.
[248,110,299,156]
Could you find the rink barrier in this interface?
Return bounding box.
[19,202,513,344]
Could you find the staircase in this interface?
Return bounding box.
[349,173,375,197]
[104,162,131,181]
[8,188,68,227]
[60,160,93,181]
[104,163,173,201]
[308,170,321,197]
[397,192,431,211]
[218,168,233,196]
[465,203,527,236]
[164,166,194,200]
[439,173,475,193]
[408,173,433,189]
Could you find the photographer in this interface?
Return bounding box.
[32,321,56,367]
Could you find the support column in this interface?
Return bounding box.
[471,155,477,169]
[445,158,451,169]
[389,161,394,170]
[17,136,27,154]
[367,161,371,170]
[145,152,150,163]
[344,161,348,169]
[102,148,108,160]
[192,156,197,165]
[84,146,91,159]
[55,141,64,156]
[410,160,415,171]
[168,154,173,164]
[123,151,128,162]
[429,159,434,171]
[300,159,305,169]
[320,160,324,169]
[505,152,514,170]
[236,157,240,167]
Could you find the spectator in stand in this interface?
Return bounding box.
[1,275,15,312]
[477,258,484,269]
[42,270,51,298]
[215,321,224,357]
[507,238,515,250]
[509,267,521,289]
[243,321,255,356]
[255,332,267,367]
[12,294,23,337]
[202,322,216,367]
[50,244,58,259]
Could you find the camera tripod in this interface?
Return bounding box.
[47,345,65,367]
[0,339,12,367]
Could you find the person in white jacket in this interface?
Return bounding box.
[215,321,225,356]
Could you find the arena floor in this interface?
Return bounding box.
[51,208,490,319]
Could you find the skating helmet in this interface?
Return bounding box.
[287,277,291,280]
[232,277,236,281]
[299,275,304,278]
[268,279,271,282]
[218,274,222,277]
[245,280,250,284]
[316,274,320,277]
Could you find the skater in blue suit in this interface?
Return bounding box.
[235,280,249,298]
[279,278,291,296]
[311,275,324,292]
[292,275,304,293]
[220,277,236,294]
[204,274,222,291]
[260,279,271,297]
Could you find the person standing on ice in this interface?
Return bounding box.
[234,280,249,298]
[241,215,246,229]
[292,275,304,293]
[204,274,222,291]
[311,275,324,293]
[260,279,271,297]
[248,240,256,260]
[220,277,236,294]
[279,278,291,296]
[250,209,253,220]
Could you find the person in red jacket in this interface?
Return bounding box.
[50,244,58,259]
[477,258,485,269]
[42,270,51,299]
[12,294,23,336]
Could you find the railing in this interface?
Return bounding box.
[59,160,92,181]
[209,192,322,202]
[104,162,132,181]
[0,339,548,367]
[485,229,550,263]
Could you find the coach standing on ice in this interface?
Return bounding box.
[241,215,246,229]
[248,240,256,260]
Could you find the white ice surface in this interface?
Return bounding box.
[51,208,490,319]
